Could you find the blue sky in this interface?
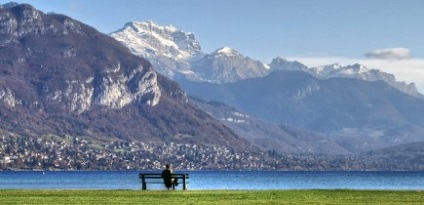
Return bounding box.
[4,0,424,92]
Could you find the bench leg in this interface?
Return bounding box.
[183,175,187,190]
[141,176,146,190]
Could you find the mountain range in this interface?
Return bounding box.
[111,20,422,98]
[111,20,424,153]
[2,3,424,163]
[0,3,251,150]
[111,21,270,83]
[182,71,424,153]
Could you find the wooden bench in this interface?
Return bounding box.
[139,173,189,190]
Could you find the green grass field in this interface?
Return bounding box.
[0,190,423,204]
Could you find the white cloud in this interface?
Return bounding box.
[286,56,424,94]
[364,47,411,60]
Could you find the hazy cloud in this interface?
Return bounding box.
[70,1,79,10]
[365,48,411,60]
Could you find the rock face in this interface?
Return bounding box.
[0,4,161,113]
[111,21,203,79]
[190,47,269,83]
[0,3,251,150]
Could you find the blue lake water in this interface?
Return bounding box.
[0,171,423,190]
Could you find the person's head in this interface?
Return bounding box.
[165,164,170,169]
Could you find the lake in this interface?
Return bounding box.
[0,171,423,190]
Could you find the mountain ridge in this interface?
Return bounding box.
[0,3,251,150]
[111,20,422,98]
[270,58,422,98]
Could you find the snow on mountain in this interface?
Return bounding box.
[111,21,203,78]
[111,21,201,60]
[215,47,239,56]
[311,63,422,98]
[269,57,309,72]
[111,21,421,97]
[190,47,269,83]
[270,58,422,98]
[313,63,370,78]
[111,21,268,83]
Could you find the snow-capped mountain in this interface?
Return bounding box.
[191,47,269,83]
[111,21,202,60]
[111,21,203,78]
[269,57,310,72]
[270,57,422,98]
[111,21,269,83]
[312,63,421,97]
[111,21,422,97]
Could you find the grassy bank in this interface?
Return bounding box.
[0,190,423,204]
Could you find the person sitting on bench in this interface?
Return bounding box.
[161,164,178,190]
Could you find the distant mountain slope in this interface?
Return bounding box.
[0,3,251,150]
[190,97,350,154]
[360,142,424,170]
[181,70,424,152]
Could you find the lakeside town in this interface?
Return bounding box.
[0,135,423,171]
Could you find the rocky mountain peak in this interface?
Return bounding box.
[213,47,241,57]
[111,20,202,60]
[191,47,269,83]
[269,57,309,72]
[0,3,42,36]
[315,63,368,76]
[0,2,19,8]
[269,61,422,98]
[351,63,368,72]
[110,20,204,79]
[0,2,86,38]
[310,63,422,97]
